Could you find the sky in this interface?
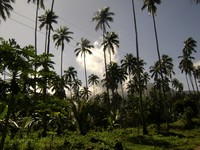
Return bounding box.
[0,0,200,91]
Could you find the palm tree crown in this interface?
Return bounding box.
[53,26,73,50]
[102,31,119,63]
[0,0,15,21]
[92,6,114,33]
[74,38,94,88]
[53,26,73,76]
[39,10,58,31]
[39,10,58,53]
[141,0,161,15]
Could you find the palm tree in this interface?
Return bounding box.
[182,37,197,56]
[88,74,99,96]
[39,10,58,54]
[172,78,184,94]
[74,38,94,88]
[51,74,67,99]
[80,87,92,100]
[102,62,123,99]
[178,37,197,92]
[118,67,127,100]
[121,53,136,80]
[64,66,77,98]
[132,0,148,135]
[0,0,15,22]
[102,31,119,63]
[92,6,114,96]
[27,0,45,55]
[36,53,55,95]
[92,6,114,36]
[141,0,164,94]
[160,54,175,93]
[53,26,73,77]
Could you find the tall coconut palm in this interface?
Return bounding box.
[92,6,114,96]
[178,37,197,92]
[39,10,58,54]
[133,0,149,134]
[88,74,99,96]
[27,0,45,55]
[102,31,119,63]
[74,38,94,88]
[0,0,15,22]
[182,37,197,56]
[141,0,164,94]
[46,0,55,55]
[161,55,174,80]
[53,26,73,77]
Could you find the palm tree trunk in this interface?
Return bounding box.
[45,27,48,54]
[61,47,63,77]
[83,53,88,88]
[186,74,191,93]
[34,1,39,93]
[35,0,39,55]
[189,73,195,92]
[102,26,110,110]
[152,13,170,131]
[47,0,55,54]
[152,14,165,95]
[109,47,112,63]
[194,75,199,93]
[132,0,148,135]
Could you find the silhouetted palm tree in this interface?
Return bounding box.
[178,37,197,92]
[102,32,119,63]
[132,0,148,134]
[74,38,94,88]
[53,26,73,77]
[39,10,58,54]
[80,87,91,100]
[141,0,164,94]
[27,0,45,55]
[88,74,99,96]
[121,53,136,80]
[92,7,114,96]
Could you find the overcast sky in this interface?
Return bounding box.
[0,0,200,90]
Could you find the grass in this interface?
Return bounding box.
[2,119,200,149]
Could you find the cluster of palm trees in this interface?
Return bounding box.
[1,0,200,149]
